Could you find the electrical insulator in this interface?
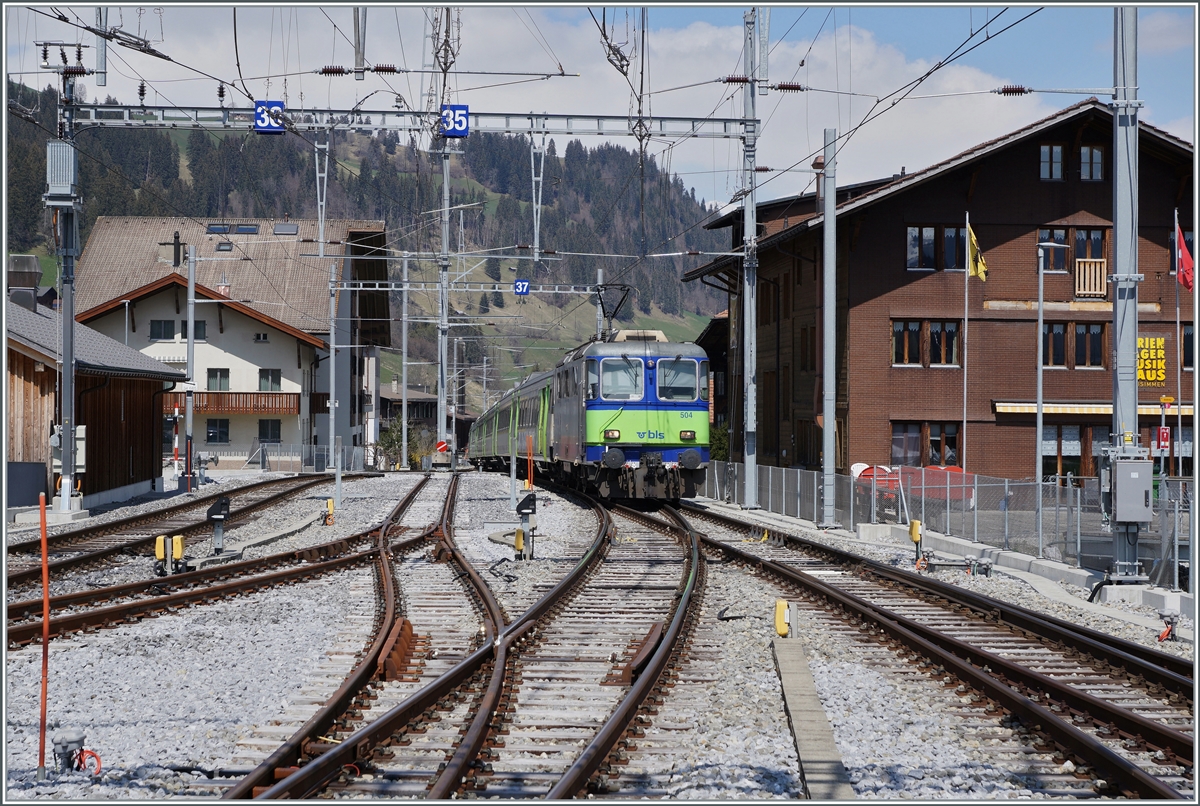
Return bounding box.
[63,65,87,77]
[60,48,68,65]
[217,83,226,104]
[138,81,146,105]
[722,75,750,84]
[996,85,1030,96]
[755,166,771,173]
[372,64,398,74]
[42,44,49,62]
[774,82,805,92]
[320,65,348,76]
[76,44,83,63]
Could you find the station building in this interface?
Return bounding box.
[6,286,184,509]
[73,217,391,458]
[685,99,1194,481]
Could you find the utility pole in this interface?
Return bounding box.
[1105,6,1148,581]
[401,254,410,470]
[185,244,196,492]
[42,45,89,515]
[741,8,760,509]
[435,138,451,469]
[316,134,339,479]
[596,267,605,340]
[820,128,838,528]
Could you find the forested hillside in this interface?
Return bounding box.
[7,80,727,321]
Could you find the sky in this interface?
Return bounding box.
[4,4,1196,211]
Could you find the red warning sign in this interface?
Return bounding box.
[436,440,449,453]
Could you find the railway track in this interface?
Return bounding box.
[242,486,706,800]
[5,477,432,648]
[682,503,1192,799]
[6,474,373,588]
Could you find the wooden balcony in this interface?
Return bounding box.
[1075,258,1107,298]
[163,392,300,415]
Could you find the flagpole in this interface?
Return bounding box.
[963,211,969,471]
[1176,207,1182,477]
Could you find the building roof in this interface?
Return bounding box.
[75,216,386,335]
[7,300,186,382]
[77,273,327,349]
[684,98,1194,286]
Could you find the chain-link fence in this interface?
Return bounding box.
[702,461,1192,591]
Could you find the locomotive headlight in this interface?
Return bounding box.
[604,429,620,440]
[680,430,696,440]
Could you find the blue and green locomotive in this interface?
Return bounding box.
[467,330,710,499]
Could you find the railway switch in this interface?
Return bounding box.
[1157,608,1180,642]
[325,498,335,526]
[207,496,230,554]
[515,493,536,560]
[909,519,923,564]
[51,729,85,774]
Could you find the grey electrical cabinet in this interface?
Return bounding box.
[1113,459,1153,523]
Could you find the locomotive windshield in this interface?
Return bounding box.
[658,359,698,401]
[600,357,644,401]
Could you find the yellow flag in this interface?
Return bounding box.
[967,224,988,281]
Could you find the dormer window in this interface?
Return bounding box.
[216,241,233,252]
[1040,145,1063,180]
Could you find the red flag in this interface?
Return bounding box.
[1178,223,1194,292]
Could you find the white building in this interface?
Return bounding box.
[80,273,325,460]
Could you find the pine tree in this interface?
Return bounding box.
[479,292,490,313]
[492,290,506,309]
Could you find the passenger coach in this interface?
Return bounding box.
[468,330,710,500]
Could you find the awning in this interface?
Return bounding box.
[681,254,741,294]
[994,402,1193,417]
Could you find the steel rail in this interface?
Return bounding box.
[222,476,441,800]
[7,475,355,587]
[8,476,426,629]
[7,474,361,557]
[682,503,1193,685]
[703,535,1187,800]
[546,503,702,799]
[257,483,614,800]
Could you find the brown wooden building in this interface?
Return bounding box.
[686,99,1194,480]
[7,298,185,507]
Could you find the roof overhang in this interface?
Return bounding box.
[77,274,327,349]
[994,402,1193,417]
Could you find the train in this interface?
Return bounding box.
[467,330,710,500]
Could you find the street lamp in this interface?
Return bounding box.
[1036,241,1070,558]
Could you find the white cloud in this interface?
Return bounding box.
[1139,11,1194,55]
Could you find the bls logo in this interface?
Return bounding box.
[637,430,665,440]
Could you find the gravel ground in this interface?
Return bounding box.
[694,501,1195,660]
[5,567,375,800]
[7,474,426,604]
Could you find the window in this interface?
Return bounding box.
[658,359,698,401]
[1080,145,1104,181]
[1043,324,1067,366]
[253,333,269,343]
[1040,144,1063,180]
[1184,324,1194,370]
[235,223,259,234]
[1043,425,1082,479]
[207,368,230,391]
[1038,228,1068,271]
[259,369,282,392]
[943,227,966,271]
[699,361,710,401]
[586,359,599,400]
[149,319,175,340]
[600,357,644,401]
[930,321,959,365]
[273,222,299,236]
[799,328,808,372]
[206,418,230,444]
[906,226,937,270]
[1075,324,1104,368]
[258,419,282,443]
[216,241,233,252]
[1075,228,1104,260]
[893,320,921,365]
[928,423,959,467]
[809,326,817,370]
[891,423,921,467]
[206,223,230,234]
[181,320,206,340]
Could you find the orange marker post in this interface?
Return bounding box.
[37,492,50,781]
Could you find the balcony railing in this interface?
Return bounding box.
[1075,258,1107,298]
[162,391,300,415]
